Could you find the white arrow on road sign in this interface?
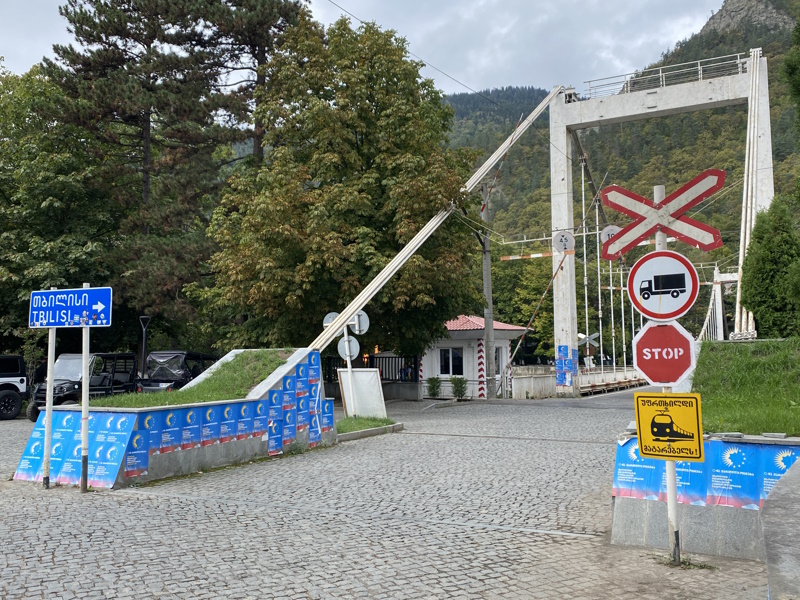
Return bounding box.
[93,301,105,312]
[600,169,725,260]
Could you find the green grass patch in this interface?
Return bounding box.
[335,415,396,434]
[692,338,800,435]
[90,349,291,408]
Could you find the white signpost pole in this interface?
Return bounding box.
[81,283,90,493]
[42,286,57,490]
[342,326,356,417]
[654,184,681,567]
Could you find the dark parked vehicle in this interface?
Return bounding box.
[27,353,138,422]
[137,351,217,393]
[0,355,27,420]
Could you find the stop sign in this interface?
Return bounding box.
[633,321,696,386]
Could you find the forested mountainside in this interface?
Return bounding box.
[444,0,799,352]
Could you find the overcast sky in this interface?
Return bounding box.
[1,0,722,94]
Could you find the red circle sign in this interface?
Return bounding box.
[633,321,696,386]
[627,250,699,321]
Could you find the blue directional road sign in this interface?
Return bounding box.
[29,287,113,328]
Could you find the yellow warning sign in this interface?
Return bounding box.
[635,392,704,462]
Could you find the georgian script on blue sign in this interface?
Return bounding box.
[29,287,113,328]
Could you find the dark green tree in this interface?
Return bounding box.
[0,65,117,350]
[741,195,800,336]
[206,0,308,163]
[41,0,234,324]
[197,17,481,353]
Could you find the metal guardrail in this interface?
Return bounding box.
[583,53,748,99]
[323,355,420,383]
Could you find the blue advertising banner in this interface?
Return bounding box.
[268,419,283,456]
[56,435,85,485]
[761,445,798,504]
[309,383,321,414]
[88,413,135,488]
[283,407,297,446]
[707,440,761,509]
[268,389,281,408]
[612,438,800,510]
[322,399,334,432]
[15,411,133,488]
[253,400,268,437]
[14,412,46,482]
[140,411,162,455]
[665,461,707,505]
[269,402,283,421]
[308,414,321,448]
[236,402,254,440]
[160,409,183,453]
[557,345,569,360]
[308,351,321,383]
[124,430,149,477]
[564,359,574,374]
[201,405,221,446]
[181,407,202,450]
[297,391,310,431]
[571,349,579,374]
[555,371,567,386]
[612,438,664,500]
[296,362,308,382]
[220,403,238,443]
[283,375,297,396]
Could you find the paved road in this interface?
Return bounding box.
[0,390,766,599]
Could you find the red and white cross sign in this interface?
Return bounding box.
[600,169,726,260]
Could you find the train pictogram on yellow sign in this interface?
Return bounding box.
[634,392,704,462]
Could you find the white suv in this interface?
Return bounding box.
[0,355,27,420]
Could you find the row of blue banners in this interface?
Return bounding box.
[612,437,798,509]
[555,345,579,386]
[15,351,334,488]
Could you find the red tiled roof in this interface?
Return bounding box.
[445,315,527,332]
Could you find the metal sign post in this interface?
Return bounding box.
[42,287,57,489]
[81,283,90,493]
[139,315,151,378]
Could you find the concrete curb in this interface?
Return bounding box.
[337,423,404,442]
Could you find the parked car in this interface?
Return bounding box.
[137,351,217,393]
[0,355,27,420]
[27,353,138,422]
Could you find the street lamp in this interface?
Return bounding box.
[139,315,151,378]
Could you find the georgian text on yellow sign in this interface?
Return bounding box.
[635,392,704,462]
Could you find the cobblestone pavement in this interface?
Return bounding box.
[1,392,767,599]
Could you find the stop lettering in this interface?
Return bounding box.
[633,321,696,386]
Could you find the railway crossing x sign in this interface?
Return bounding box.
[600,169,726,260]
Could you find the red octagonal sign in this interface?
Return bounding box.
[633,321,696,386]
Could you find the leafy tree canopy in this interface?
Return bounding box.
[197,16,482,354]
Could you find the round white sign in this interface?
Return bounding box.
[350,310,370,335]
[338,336,360,361]
[627,250,699,321]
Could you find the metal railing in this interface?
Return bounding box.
[583,53,748,99]
[323,355,420,383]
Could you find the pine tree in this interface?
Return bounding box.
[42,0,235,323]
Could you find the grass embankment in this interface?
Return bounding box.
[693,338,800,436]
[91,349,290,408]
[335,416,396,433]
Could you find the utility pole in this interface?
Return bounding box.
[481,184,497,398]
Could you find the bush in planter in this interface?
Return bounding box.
[426,376,441,398]
[451,376,468,401]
